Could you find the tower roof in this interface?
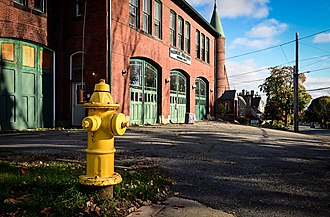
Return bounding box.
[210,1,225,37]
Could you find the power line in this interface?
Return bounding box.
[299,28,330,40]
[229,68,269,78]
[300,57,329,68]
[280,45,290,64]
[225,40,294,60]
[299,41,330,54]
[228,54,330,78]
[230,78,265,85]
[306,86,330,92]
[300,54,330,62]
[304,66,330,74]
[225,28,330,61]
[227,29,330,93]
[231,66,330,87]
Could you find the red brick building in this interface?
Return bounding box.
[0,0,230,129]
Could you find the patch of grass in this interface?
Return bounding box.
[0,161,172,216]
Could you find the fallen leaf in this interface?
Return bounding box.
[40,207,52,215]
[86,200,94,207]
[142,200,152,206]
[35,176,42,180]
[20,169,29,176]
[4,198,17,204]
[173,204,185,209]
[17,194,31,201]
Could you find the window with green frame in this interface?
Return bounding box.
[170,10,176,46]
[142,0,151,33]
[34,0,46,13]
[1,43,15,62]
[206,37,210,63]
[130,0,139,28]
[185,22,190,54]
[178,16,184,50]
[196,30,200,59]
[201,33,205,61]
[154,0,162,39]
[14,0,27,6]
[74,0,83,17]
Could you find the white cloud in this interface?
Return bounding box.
[219,0,270,19]
[186,0,207,6]
[186,0,270,19]
[227,59,268,95]
[227,61,330,100]
[313,33,330,43]
[230,19,287,49]
[305,76,330,99]
[246,19,288,38]
[230,37,279,49]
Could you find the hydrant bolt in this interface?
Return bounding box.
[83,120,90,128]
[121,122,129,128]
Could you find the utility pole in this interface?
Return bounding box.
[294,32,299,132]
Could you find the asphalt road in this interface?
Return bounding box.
[0,122,329,217]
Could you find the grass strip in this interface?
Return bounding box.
[0,161,171,216]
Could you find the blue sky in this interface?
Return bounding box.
[187,0,330,100]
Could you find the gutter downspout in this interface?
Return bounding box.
[52,51,56,128]
[108,0,112,91]
[214,37,217,117]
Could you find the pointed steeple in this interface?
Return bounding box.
[210,0,225,37]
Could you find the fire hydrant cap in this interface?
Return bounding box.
[94,79,110,92]
[84,79,119,109]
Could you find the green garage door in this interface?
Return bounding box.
[0,39,53,130]
[170,71,187,123]
[195,78,208,120]
[130,60,158,125]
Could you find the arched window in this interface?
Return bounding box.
[130,59,158,125]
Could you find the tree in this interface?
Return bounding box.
[305,96,330,128]
[263,98,282,124]
[259,66,311,126]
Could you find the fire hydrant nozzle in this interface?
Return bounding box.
[79,79,128,188]
[82,115,102,131]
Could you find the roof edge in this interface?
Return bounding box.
[171,0,220,37]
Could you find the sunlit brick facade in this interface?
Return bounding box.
[0,0,229,129]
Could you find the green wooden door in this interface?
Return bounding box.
[130,60,158,125]
[0,39,53,130]
[0,40,19,130]
[195,78,208,120]
[170,71,187,123]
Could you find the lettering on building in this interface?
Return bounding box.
[169,47,191,65]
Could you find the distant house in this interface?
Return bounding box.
[238,90,265,122]
[217,90,238,122]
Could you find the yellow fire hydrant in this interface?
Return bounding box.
[79,79,128,190]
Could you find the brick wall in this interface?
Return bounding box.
[1,0,226,126]
[0,0,48,45]
[19,0,225,126]
[46,0,108,126]
[111,0,218,120]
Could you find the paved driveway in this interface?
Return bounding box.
[0,122,329,217]
[118,122,330,217]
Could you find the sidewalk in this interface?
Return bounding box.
[127,197,234,217]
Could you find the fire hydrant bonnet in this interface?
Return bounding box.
[84,79,119,109]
